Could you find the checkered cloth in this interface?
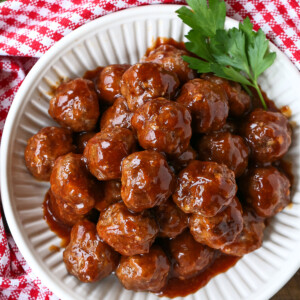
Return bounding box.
[0,0,299,299]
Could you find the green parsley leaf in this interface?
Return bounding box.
[176,0,276,110]
[176,0,226,36]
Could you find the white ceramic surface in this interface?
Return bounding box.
[1,4,300,300]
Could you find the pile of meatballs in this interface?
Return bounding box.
[24,42,292,294]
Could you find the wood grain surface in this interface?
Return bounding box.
[271,269,300,300]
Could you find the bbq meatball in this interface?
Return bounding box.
[189,197,244,249]
[49,78,99,132]
[100,96,133,130]
[121,150,175,212]
[201,74,251,117]
[50,153,96,215]
[220,209,265,256]
[47,189,84,226]
[121,62,180,111]
[176,79,229,133]
[173,160,237,217]
[116,245,170,292]
[96,64,130,105]
[240,167,291,218]
[95,180,122,211]
[75,131,96,154]
[83,127,136,180]
[217,120,238,134]
[97,202,159,256]
[197,132,249,177]
[242,109,292,163]
[154,198,188,238]
[24,127,74,181]
[132,98,192,155]
[142,44,196,83]
[63,220,119,282]
[168,145,197,173]
[169,230,215,279]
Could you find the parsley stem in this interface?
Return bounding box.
[241,83,253,97]
[254,81,267,110]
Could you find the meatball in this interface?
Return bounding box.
[189,197,244,249]
[240,167,290,218]
[132,98,192,155]
[96,64,130,105]
[173,160,237,217]
[95,180,122,211]
[220,209,265,256]
[49,78,99,132]
[100,96,133,130]
[116,245,170,292]
[242,109,292,163]
[75,131,96,154]
[24,127,74,181]
[154,198,188,238]
[142,44,196,83]
[97,202,159,256]
[169,230,215,279]
[168,145,197,173]
[47,189,84,226]
[50,153,96,215]
[121,62,180,111]
[63,220,119,282]
[83,127,136,180]
[217,119,238,134]
[201,74,251,117]
[121,150,175,212]
[197,132,249,177]
[176,79,229,133]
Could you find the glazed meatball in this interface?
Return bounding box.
[95,180,122,211]
[49,78,99,132]
[142,44,196,83]
[240,167,290,218]
[201,74,251,117]
[173,160,237,217]
[116,245,170,292]
[169,230,215,279]
[96,64,130,105]
[243,109,292,163]
[47,189,84,226]
[75,131,96,154]
[100,96,133,130]
[168,145,197,173]
[220,209,265,256]
[24,127,74,181]
[197,132,249,177]
[154,198,188,238]
[176,79,229,133]
[121,150,175,212]
[121,62,180,111]
[63,220,119,282]
[189,197,244,249]
[83,127,136,180]
[217,119,238,134]
[50,153,96,215]
[132,98,192,155]
[97,202,159,256]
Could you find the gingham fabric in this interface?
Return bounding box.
[0,0,299,299]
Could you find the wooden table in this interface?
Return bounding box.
[271,269,300,300]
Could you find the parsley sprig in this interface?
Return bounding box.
[176,0,276,109]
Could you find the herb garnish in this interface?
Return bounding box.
[176,0,276,109]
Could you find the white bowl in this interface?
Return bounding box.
[1,4,300,300]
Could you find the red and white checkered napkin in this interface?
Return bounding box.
[0,0,299,299]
